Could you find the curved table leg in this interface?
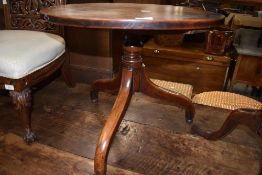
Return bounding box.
[140,66,195,124]
[93,39,195,174]
[90,72,121,103]
[191,109,262,140]
[94,68,133,175]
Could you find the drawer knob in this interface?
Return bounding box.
[206,56,214,61]
[153,49,160,54]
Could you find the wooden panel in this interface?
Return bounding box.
[0,4,4,29]
[71,66,112,83]
[142,40,230,93]
[232,54,262,87]
[70,54,112,84]
[112,30,124,74]
[65,28,111,57]
[65,27,113,83]
[64,0,114,83]
[70,53,112,70]
[113,0,162,3]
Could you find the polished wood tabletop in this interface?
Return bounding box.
[41,3,224,30]
[41,3,225,175]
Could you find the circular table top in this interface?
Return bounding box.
[41,3,224,30]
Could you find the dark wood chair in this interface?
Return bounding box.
[0,0,75,143]
[191,91,262,140]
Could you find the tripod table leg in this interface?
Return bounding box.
[94,68,133,175]
[140,66,195,124]
[90,72,121,103]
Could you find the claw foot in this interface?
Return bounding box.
[24,129,37,144]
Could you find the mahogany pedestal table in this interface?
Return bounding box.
[41,3,224,175]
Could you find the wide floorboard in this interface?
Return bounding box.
[0,80,261,175]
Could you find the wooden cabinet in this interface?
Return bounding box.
[65,28,113,83]
[65,0,113,83]
[142,40,231,93]
[232,54,262,87]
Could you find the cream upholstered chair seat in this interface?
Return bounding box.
[0,30,65,79]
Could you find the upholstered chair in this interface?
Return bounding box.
[0,0,74,143]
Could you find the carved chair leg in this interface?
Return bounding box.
[61,51,76,88]
[9,88,36,144]
[90,72,121,103]
[191,109,262,140]
[140,66,195,124]
[94,69,132,175]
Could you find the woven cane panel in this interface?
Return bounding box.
[192,91,262,110]
[151,79,193,99]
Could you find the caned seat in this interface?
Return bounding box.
[192,91,262,110]
[191,91,262,140]
[1,0,74,143]
[151,79,193,99]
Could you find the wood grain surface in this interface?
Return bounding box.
[0,132,140,175]
[41,3,224,30]
[0,80,261,174]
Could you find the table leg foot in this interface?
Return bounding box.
[140,67,195,124]
[94,68,132,175]
[191,109,262,140]
[90,73,121,103]
[90,90,99,103]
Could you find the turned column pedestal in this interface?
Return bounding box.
[90,37,195,174]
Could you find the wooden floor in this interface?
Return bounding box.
[0,80,261,175]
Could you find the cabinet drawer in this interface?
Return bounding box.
[142,39,230,93]
[143,40,230,67]
[143,56,228,93]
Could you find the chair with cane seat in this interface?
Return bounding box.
[191,91,262,140]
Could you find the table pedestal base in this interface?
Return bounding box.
[91,45,195,175]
